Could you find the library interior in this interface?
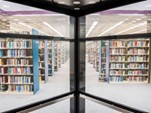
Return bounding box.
[0,0,151,113]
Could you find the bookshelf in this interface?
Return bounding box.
[39,40,48,83]
[54,41,62,71]
[0,37,39,94]
[48,41,54,76]
[88,42,95,64]
[61,42,69,64]
[99,41,107,81]
[108,39,150,83]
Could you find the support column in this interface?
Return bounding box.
[147,15,151,83]
[70,16,86,113]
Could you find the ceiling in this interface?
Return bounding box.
[0,0,150,38]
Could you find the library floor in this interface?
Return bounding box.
[0,60,151,112]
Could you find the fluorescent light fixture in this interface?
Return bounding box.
[86,21,98,37]
[10,27,18,31]
[73,1,80,4]
[133,29,146,34]
[136,18,141,21]
[98,21,124,36]
[115,22,147,35]
[43,22,64,37]
[19,22,49,35]
[74,7,80,10]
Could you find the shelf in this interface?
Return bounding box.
[0,74,33,76]
[127,54,149,56]
[0,47,32,50]
[110,74,148,76]
[0,65,33,67]
[0,91,33,94]
[109,81,148,83]
[1,83,34,85]
[127,46,149,48]
[110,47,126,48]
[110,68,148,70]
[0,56,33,58]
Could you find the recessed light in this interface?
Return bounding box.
[58,1,65,4]
[136,18,141,21]
[89,1,96,4]
[74,7,80,10]
[14,19,19,21]
[73,1,80,5]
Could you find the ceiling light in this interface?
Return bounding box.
[89,1,96,4]
[43,22,64,37]
[98,21,124,36]
[136,18,141,21]
[86,21,98,37]
[73,1,80,5]
[74,7,80,10]
[115,22,147,35]
[14,19,19,21]
[19,22,49,35]
[10,27,18,31]
[58,1,65,4]
[133,29,146,34]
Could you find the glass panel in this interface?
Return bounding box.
[30,99,70,113]
[86,0,151,37]
[0,1,70,38]
[0,37,70,112]
[86,38,151,112]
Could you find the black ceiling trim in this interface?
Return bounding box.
[5,0,145,17]
[4,0,77,16]
[78,0,145,17]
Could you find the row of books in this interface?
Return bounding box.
[8,76,32,84]
[127,63,148,69]
[110,41,126,47]
[128,56,148,61]
[3,67,33,75]
[110,70,126,75]
[102,47,106,53]
[6,59,30,65]
[0,76,7,83]
[8,85,33,92]
[127,49,147,54]
[110,48,125,54]
[110,56,125,62]
[110,76,148,82]
[127,70,145,75]
[0,40,32,48]
[127,41,149,47]
[6,50,27,57]
[110,63,126,69]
